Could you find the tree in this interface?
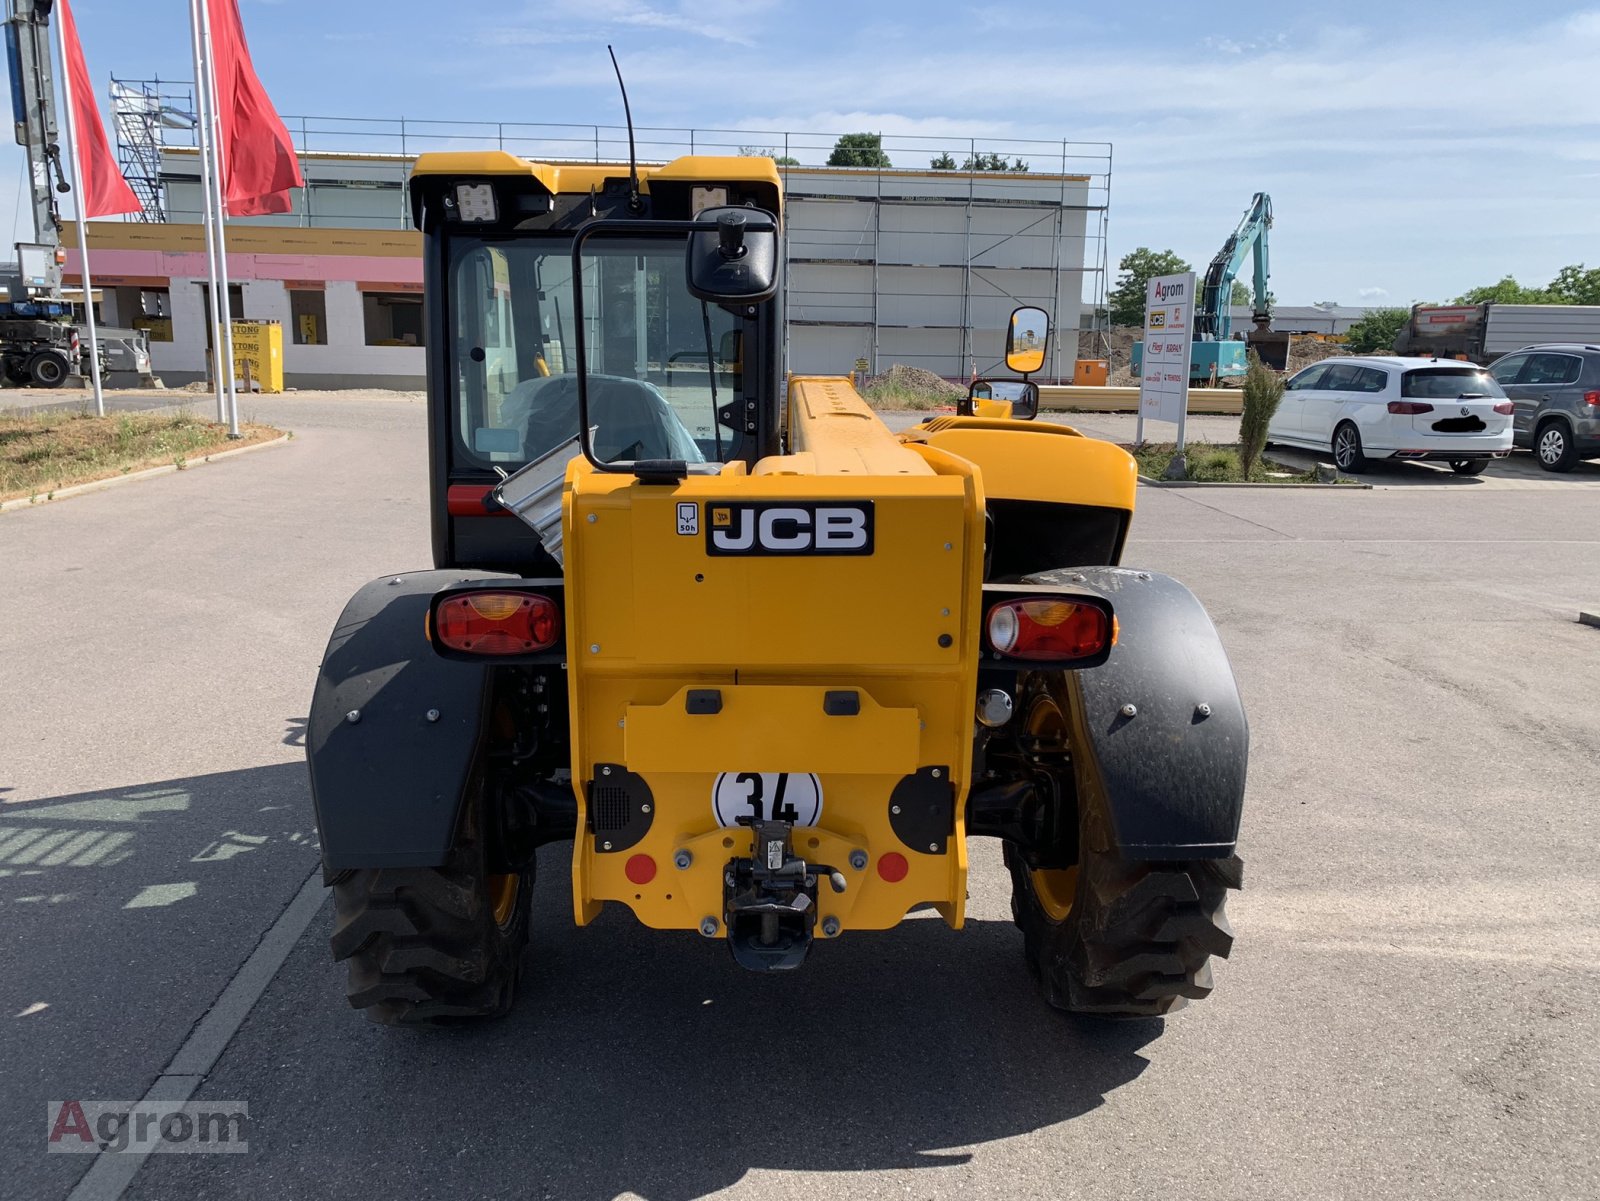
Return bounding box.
[1228,280,1275,311]
[1454,275,1555,305]
[1549,264,1600,305]
[738,145,798,166]
[1238,350,1285,477]
[827,133,891,168]
[1342,307,1409,354]
[930,152,957,169]
[1108,248,1191,327]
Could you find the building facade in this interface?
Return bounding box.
[66,142,1108,389]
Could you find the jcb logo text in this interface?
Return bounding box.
[705,502,875,556]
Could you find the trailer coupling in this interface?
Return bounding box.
[723,818,848,971]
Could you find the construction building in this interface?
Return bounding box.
[66,110,1111,389]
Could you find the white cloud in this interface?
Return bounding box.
[1359,287,1390,300]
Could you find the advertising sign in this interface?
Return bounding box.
[1139,272,1195,426]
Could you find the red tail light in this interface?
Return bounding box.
[1387,401,1434,415]
[1585,391,1600,408]
[1493,401,1514,415]
[435,591,560,655]
[986,599,1112,661]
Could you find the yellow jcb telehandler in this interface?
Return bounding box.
[307,152,1245,1024]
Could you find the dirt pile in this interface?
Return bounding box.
[863,363,965,398]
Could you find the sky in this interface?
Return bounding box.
[5,0,1599,308]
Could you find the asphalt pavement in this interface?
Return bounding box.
[2,392,1597,1200]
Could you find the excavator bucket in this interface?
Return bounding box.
[1246,324,1291,372]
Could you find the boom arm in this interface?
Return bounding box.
[1195,192,1272,342]
[4,0,68,247]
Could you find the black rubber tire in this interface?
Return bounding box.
[1534,419,1578,473]
[1449,459,1488,476]
[1006,815,1241,1017]
[26,350,68,389]
[2,358,29,385]
[330,788,530,1025]
[1332,421,1367,473]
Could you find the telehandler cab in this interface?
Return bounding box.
[308,153,1247,1024]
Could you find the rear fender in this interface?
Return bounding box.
[308,570,508,874]
[1032,566,1247,858]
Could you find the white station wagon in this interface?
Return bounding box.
[1267,356,1514,475]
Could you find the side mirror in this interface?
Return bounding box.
[962,379,1038,420]
[1005,305,1049,376]
[686,207,778,304]
[1011,381,1039,420]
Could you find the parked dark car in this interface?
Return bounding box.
[1487,345,1600,472]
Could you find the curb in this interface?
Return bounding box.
[0,433,290,514]
[1579,611,1600,630]
[1137,474,1371,490]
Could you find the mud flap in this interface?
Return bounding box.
[308,570,506,873]
[1028,566,1248,859]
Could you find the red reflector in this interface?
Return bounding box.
[1493,401,1514,415]
[446,484,508,517]
[877,852,909,883]
[435,591,560,655]
[625,854,656,885]
[986,599,1112,662]
[1585,391,1600,408]
[1387,401,1434,415]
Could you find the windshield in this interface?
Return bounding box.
[450,235,744,469]
[1401,367,1506,400]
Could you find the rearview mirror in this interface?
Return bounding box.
[960,379,1039,420]
[686,207,778,304]
[1005,306,1049,376]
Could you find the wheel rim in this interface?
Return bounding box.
[1023,694,1078,923]
[1539,428,1564,463]
[35,359,62,383]
[1334,428,1355,467]
[488,873,519,927]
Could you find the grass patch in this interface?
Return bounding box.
[1129,442,1317,484]
[858,379,952,411]
[0,408,282,502]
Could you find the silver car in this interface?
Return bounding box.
[1487,344,1600,472]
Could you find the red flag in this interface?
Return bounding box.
[206,0,304,216]
[57,0,141,217]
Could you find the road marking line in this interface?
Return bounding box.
[66,865,326,1201]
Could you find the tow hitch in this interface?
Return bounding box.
[724,819,847,971]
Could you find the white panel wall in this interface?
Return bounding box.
[788,325,871,377]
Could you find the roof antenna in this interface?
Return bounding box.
[607,45,644,213]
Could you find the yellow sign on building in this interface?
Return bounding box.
[226,320,284,393]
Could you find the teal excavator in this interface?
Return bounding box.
[1133,192,1288,384]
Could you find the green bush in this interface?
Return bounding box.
[1238,351,1285,475]
[1187,447,1241,482]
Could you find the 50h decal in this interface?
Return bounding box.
[704,501,874,556]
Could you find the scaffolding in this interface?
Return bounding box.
[142,112,1114,380]
[109,76,195,222]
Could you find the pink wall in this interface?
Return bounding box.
[66,248,422,285]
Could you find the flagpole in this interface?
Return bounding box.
[196,0,240,438]
[187,0,227,426]
[50,10,105,418]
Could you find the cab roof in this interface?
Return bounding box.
[407,151,783,198]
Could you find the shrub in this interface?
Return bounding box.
[1238,350,1285,475]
